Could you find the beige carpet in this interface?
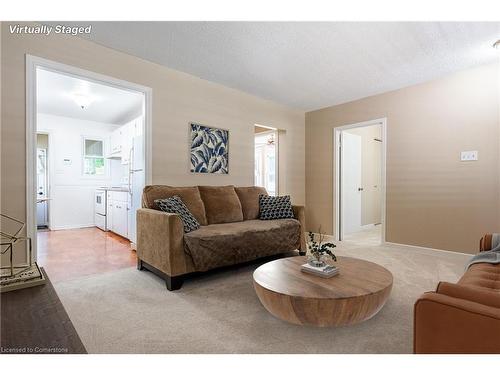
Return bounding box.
[54,228,471,354]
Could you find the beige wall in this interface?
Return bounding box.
[0,23,2,218]
[306,63,500,253]
[344,125,382,226]
[1,23,305,264]
[0,22,305,226]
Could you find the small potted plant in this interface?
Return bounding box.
[307,228,337,267]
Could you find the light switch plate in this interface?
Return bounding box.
[460,150,478,161]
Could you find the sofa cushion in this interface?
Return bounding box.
[437,281,500,308]
[155,196,200,233]
[142,185,207,226]
[235,186,268,220]
[183,219,301,271]
[458,263,500,292]
[259,195,294,220]
[198,185,243,224]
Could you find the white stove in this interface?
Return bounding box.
[94,189,108,231]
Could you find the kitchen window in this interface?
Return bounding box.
[83,138,105,176]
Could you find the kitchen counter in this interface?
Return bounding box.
[97,187,129,192]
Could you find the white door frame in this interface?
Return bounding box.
[26,55,153,261]
[333,118,387,242]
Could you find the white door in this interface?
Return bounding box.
[36,148,48,227]
[341,131,362,235]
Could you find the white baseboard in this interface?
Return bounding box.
[308,232,471,257]
[48,224,96,231]
[383,241,472,257]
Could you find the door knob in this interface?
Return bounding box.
[358,187,364,191]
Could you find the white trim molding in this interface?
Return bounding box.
[333,118,387,243]
[309,232,472,257]
[49,224,97,231]
[384,241,472,257]
[26,54,153,261]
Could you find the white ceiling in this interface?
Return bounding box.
[37,68,144,124]
[65,22,499,111]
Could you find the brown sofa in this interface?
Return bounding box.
[136,185,306,290]
[413,235,500,353]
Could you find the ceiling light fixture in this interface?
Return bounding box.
[72,93,94,109]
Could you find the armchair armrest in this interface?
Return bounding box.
[136,208,191,277]
[437,282,500,309]
[292,205,307,254]
[479,233,500,252]
[414,291,500,353]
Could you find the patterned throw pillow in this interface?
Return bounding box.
[154,196,201,233]
[258,195,295,220]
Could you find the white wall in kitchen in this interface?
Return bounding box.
[38,113,122,230]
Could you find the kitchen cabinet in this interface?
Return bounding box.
[111,201,128,238]
[107,191,128,238]
[107,116,143,163]
[120,121,134,165]
[109,128,123,156]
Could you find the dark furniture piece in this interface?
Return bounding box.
[1,268,86,354]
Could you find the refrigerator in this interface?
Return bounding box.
[127,124,145,246]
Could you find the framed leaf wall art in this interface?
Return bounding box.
[189,123,229,174]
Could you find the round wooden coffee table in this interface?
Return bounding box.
[253,256,393,327]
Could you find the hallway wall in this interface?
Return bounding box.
[306,63,499,254]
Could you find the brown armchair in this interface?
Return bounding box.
[413,233,500,353]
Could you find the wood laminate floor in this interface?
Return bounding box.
[37,227,136,283]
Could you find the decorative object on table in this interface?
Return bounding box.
[258,194,295,220]
[300,262,339,278]
[189,123,229,174]
[306,228,337,267]
[1,213,46,293]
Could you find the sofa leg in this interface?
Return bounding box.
[166,275,184,291]
[137,258,144,270]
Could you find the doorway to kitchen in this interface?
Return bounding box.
[254,125,278,196]
[26,56,152,282]
[334,118,386,245]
